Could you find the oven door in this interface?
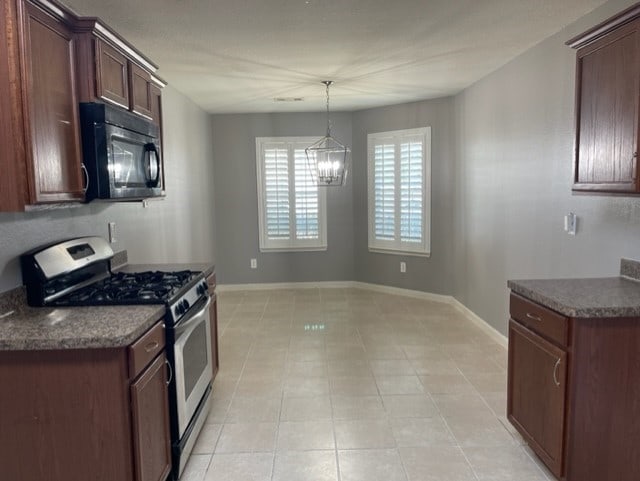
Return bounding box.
[172,294,212,438]
[105,124,163,199]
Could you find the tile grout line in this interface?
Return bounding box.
[270,288,290,481]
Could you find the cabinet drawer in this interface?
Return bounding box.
[207,272,216,291]
[128,321,165,379]
[510,294,568,347]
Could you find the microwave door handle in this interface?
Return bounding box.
[144,143,161,187]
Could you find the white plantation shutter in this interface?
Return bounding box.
[256,138,327,251]
[294,148,319,240]
[264,147,290,239]
[374,142,396,240]
[400,138,423,243]
[367,127,431,255]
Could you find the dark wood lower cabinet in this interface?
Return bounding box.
[508,320,566,478]
[508,293,640,481]
[0,321,171,481]
[131,354,171,481]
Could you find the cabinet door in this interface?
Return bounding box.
[96,40,129,108]
[20,1,84,203]
[574,19,640,192]
[129,62,153,118]
[130,353,171,481]
[150,84,162,126]
[508,320,567,478]
[0,0,27,211]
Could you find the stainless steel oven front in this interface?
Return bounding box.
[171,294,213,439]
[167,292,213,479]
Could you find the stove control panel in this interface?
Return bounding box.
[168,275,208,325]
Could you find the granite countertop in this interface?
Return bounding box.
[508,258,640,318]
[0,257,215,351]
[0,288,165,351]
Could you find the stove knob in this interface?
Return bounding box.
[175,305,183,317]
[182,299,190,311]
[196,284,205,296]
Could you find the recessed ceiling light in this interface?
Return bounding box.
[273,97,304,102]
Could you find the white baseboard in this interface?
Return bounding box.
[449,298,508,349]
[217,280,355,292]
[218,280,508,348]
[351,281,452,304]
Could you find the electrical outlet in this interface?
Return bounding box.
[108,222,117,243]
[250,258,257,269]
[400,261,406,273]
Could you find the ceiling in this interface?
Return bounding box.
[64,0,607,114]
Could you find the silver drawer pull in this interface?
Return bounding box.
[526,312,542,322]
[553,358,561,387]
[165,359,173,385]
[144,341,159,353]
[81,163,89,194]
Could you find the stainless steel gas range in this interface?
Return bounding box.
[20,236,213,480]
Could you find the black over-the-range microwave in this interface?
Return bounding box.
[79,102,164,201]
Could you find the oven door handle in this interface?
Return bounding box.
[174,295,211,333]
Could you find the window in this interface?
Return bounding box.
[367,127,431,256]
[256,137,327,251]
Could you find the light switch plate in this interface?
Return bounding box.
[108,222,117,243]
[564,213,577,236]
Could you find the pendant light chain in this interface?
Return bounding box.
[324,80,333,137]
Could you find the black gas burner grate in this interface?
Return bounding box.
[55,270,198,306]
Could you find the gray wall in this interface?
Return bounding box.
[352,98,456,295]
[0,86,216,292]
[211,112,354,284]
[452,0,640,334]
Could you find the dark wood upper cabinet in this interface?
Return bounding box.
[568,4,640,194]
[150,83,163,127]
[96,39,130,108]
[0,0,84,211]
[129,62,153,118]
[75,19,165,122]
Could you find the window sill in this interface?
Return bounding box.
[259,246,328,253]
[368,247,431,258]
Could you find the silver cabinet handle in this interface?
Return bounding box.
[553,358,561,387]
[144,341,159,353]
[165,359,173,386]
[81,163,89,194]
[526,312,542,322]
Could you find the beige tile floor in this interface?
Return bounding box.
[184,287,554,481]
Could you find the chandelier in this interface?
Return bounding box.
[305,81,350,186]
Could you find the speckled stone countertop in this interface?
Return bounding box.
[508,258,640,318]
[0,287,165,351]
[0,260,214,351]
